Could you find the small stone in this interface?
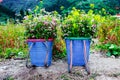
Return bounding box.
[2,66,8,70]
[111,55,115,59]
[118,56,120,59]
[19,64,24,67]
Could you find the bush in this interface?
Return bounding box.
[0,23,27,58]
[53,27,66,60]
[23,9,61,39]
[97,17,120,45]
[97,16,120,57]
[61,8,105,38]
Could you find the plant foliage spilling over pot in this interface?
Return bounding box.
[61,8,103,73]
[23,9,60,40]
[61,8,99,38]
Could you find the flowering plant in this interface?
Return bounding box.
[61,8,97,38]
[23,9,60,39]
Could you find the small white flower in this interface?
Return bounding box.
[27,9,31,12]
[23,16,28,20]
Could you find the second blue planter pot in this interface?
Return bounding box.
[65,37,91,66]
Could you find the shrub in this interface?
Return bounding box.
[97,16,120,57]
[0,23,27,58]
[97,17,120,45]
[53,27,66,60]
[23,9,61,39]
[61,8,104,38]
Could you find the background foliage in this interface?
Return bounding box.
[0,0,40,24]
[53,26,66,60]
[97,16,120,57]
[43,0,120,15]
[0,23,27,58]
[0,0,120,24]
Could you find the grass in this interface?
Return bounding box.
[0,23,27,59]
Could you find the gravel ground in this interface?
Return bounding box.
[0,51,120,80]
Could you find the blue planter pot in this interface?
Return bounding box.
[65,37,91,66]
[27,39,53,67]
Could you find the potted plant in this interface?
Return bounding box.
[23,9,60,67]
[61,8,96,73]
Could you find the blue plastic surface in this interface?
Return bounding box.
[65,38,91,66]
[28,41,53,67]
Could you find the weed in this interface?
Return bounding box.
[0,22,27,58]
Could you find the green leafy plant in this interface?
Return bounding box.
[61,8,98,38]
[5,48,27,59]
[23,9,60,39]
[3,76,14,80]
[97,43,120,57]
[106,44,120,57]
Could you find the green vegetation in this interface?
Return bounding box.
[53,26,66,60]
[97,44,120,57]
[23,9,60,39]
[43,0,120,15]
[97,17,120,45]
[0,1,120,59]
[1,0,120,24]
[0,23,27,59]
[62,8,97,38]
[97,16,120,57]
[3,76,14,80]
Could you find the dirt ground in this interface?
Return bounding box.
[0,51,120,80]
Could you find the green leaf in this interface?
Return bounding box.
[106,51,111,57]
[112,51,118,55]
[109,44,115,49]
